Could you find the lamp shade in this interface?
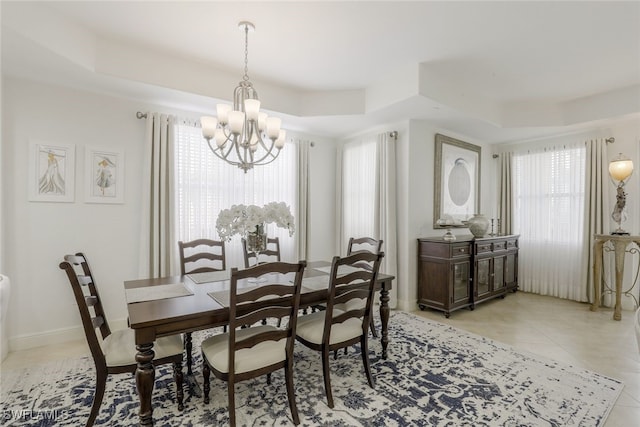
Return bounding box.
[609,153,634,182]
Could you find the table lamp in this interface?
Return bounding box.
[609,153,634,235]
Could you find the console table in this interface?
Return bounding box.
[591,234,640,320]
[417,235,519,317]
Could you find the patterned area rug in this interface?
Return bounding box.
[0,311,623,426]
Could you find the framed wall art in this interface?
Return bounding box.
[433,134,481,227]
[84,147,125,204]
[28,142,75,202]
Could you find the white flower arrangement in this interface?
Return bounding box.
[215,202,295,241]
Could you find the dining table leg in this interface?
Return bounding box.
[380,285,390,359]
[135,342,155,427]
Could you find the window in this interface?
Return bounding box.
[341,140,377,252]
[174,122,298,268]
[513,144,587,300]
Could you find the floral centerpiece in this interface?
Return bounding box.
[216,202,295,252]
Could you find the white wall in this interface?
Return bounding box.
[395,121,494,311]
[1,77,337,351]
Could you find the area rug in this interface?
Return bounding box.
[0,311,623,426]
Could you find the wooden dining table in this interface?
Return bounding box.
[124,260,395,426]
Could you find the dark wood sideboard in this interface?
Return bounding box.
[417,235,519,317]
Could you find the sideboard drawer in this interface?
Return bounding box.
[451,244,470,257]
[475,243,493,254]
[493,241,507,251]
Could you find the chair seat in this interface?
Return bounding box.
[296,309,363,345]
[202,325,286,374]
[334,297,366,312]
[102,329,183,367]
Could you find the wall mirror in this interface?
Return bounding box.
[433,134,481,228]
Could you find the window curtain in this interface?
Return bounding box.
[507,139,609,303]
[499,152,513,235]
[173,122,298,269]
[138,113,177,278]
[337,131,398,308]
[513,143,587,301]
[297,139,311,261]
[584,139,610,304]
[376,131,399,308]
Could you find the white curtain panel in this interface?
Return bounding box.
[376,132,399,308]
[139,113,177,278]
[513,142,588,301]
[584,139,610,305]
[499,152,514,235]
[296,140,311,261]
[173,122,298,269]
[338,132,398,308]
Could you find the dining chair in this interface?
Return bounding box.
[59,253,184,427]
[241,236,281,268]
[346,237,383,338]
[295,251,384,409]
[178,238,226,275]
[201,261,306,426]
[178,238,227,374]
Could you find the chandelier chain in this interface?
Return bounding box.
[243,24,250,82]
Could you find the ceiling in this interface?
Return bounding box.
[2,1,639,143]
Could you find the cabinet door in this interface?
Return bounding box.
[475,258,491,298]
[493,255,505,292]
[505,252,518,289]
[452,260,470,304]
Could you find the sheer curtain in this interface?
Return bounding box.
[513,143,588,300]
[173,121,298,269]
[338,131,398,308]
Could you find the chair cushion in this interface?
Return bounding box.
[102,329,183,367]
[201,325,286,374]
[296,309,362,345]
[334,297,366,313]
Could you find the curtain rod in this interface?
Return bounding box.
[136,112,147,119]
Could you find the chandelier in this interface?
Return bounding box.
[200,21,285,173]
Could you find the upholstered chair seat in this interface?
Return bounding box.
[296,310,365,345]
[102,329,183,367]
[201,325,286,374]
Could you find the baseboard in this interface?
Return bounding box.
[8,317,129,352]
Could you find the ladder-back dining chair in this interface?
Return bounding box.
[59,253,184,427]
[241,236,280,268]
[201,261,306,426]
[178,239,227,375]
[346,237,383,338]
[178,238,226,275]
[295,251,383,409]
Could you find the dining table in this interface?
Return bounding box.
[124,260,395,426]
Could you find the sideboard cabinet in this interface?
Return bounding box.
[417,235,519,317]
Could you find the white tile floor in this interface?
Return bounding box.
[2,291,639,426]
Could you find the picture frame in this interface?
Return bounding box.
[28,142,75,203]
[84,147,125,204]
[433,134,481,228]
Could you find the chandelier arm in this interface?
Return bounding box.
[206,138,242,168]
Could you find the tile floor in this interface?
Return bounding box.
[2,291,639,426]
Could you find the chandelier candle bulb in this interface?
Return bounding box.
[244,99,260,121]
[258,112,268,131]
[275,130,286,149]
[201,116,217,139]
[228,111,245,135]
[266,117,281,140]
[216,104,231,125]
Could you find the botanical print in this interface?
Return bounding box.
[38,147,67,195]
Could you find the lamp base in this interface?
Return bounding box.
[611,230,630,236]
